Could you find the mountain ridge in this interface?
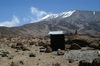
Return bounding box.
[0,10,100,37]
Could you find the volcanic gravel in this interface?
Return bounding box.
[62,51,99,60]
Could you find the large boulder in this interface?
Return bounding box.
[68,35,93,47]
[79,59,90,66]
[89,43,100,49]
[92,57,100,66]
[70,43,81,49]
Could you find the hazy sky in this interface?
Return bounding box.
[0,0,100,27]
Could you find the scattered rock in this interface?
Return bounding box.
[89,43,100,49]
[43,44,50,48]
[70,43,81,49]
[29,53,36,57]
[45,46,52,53]
[37,63,39,65]
[30,42,35,45]
[79,59,90,66]
[87,47,95,50]
[15,46,21,50]
[11,45,16,48]
[38,59,41,61]
[8,56,14,60]
[57,50,65,55]
[2,53,8,57]
[15,50,19,52]
[21,46,30,51]
[68,58,75,63]
[92,57,100,66]
[54,62,61,66]
[19,60,24,65]
[10,62,19,66]
[16,43,23,46]
[81,49,87,51]
[65,45,71,49]
[40,49,46,52]
[0,49,11,55]
[39,47,45,49]
[38,41,44,46]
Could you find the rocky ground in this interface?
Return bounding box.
[0,34,100,66]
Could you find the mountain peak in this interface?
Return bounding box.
[41,10,76,21]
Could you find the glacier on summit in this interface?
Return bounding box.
[41,10,76,21]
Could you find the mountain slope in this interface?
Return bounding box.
[0,10,100,36]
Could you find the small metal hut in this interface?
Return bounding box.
[49,31,65,51]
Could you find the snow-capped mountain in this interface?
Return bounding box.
[41,10,76,20]
[0,10,100,37]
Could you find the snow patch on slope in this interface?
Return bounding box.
[41,14,58,20]
[41,10,76,21]
[93,11,95,15]
[61,10,76,18]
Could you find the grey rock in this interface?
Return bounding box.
[0,49,11,55]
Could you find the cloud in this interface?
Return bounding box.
[30,17,35,23]
[0,16,20,27]
[30,6,52,23]
[23,17,29,22]
[30,7,47,20]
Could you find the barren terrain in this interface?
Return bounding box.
[0,34,100,66]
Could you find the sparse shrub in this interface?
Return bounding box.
[29,53,36,57]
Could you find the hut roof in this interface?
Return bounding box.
[48,31,64,35]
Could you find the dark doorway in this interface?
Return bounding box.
[50,34,65,51]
